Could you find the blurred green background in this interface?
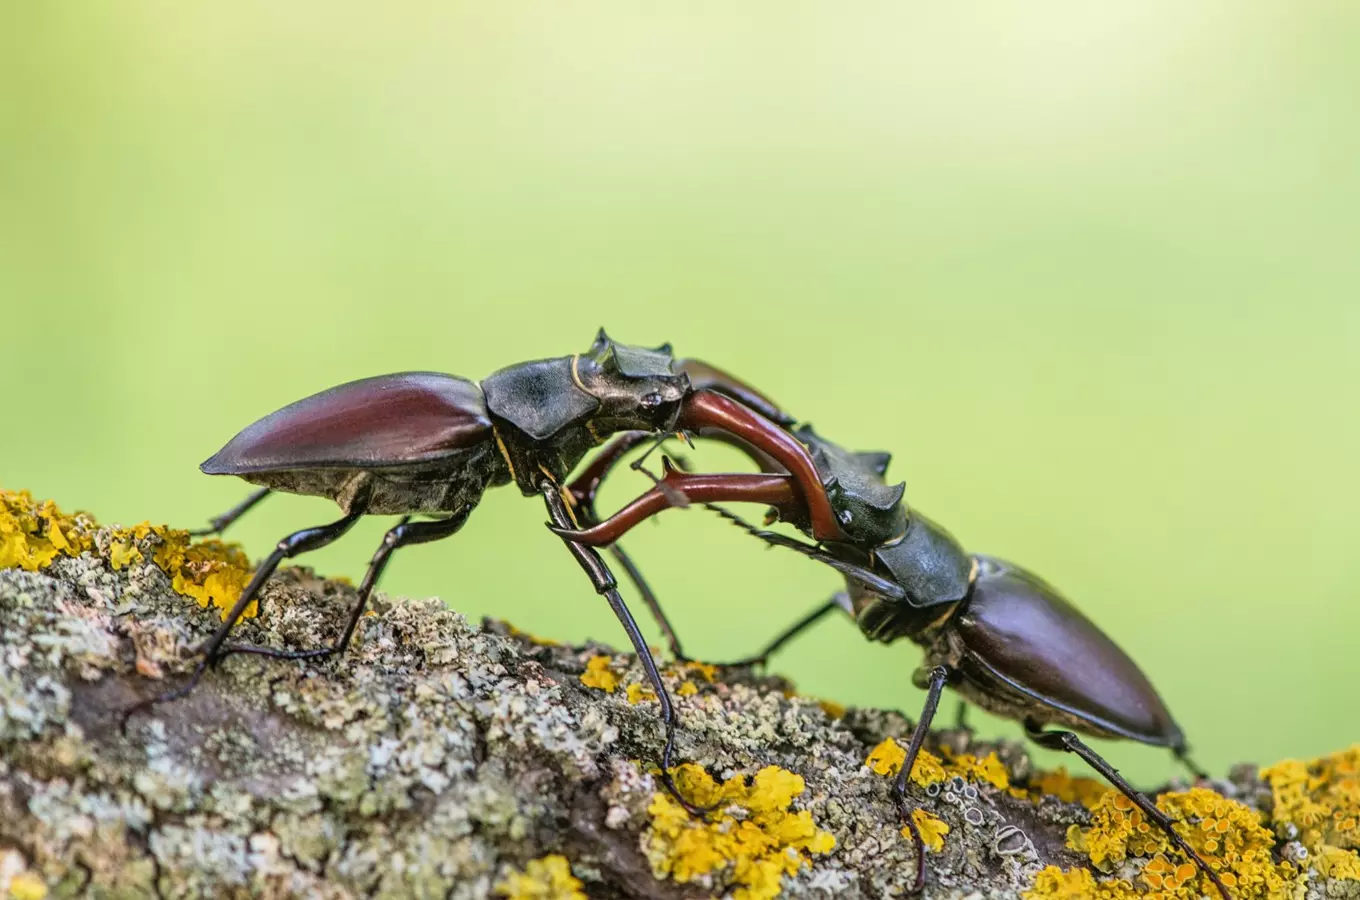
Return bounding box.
[3,3,1357,783]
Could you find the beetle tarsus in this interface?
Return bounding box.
[1026,724,1232,900]
[119,657,210,734]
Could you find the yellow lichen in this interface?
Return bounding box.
[1024,865,1131,900]
[626,682,656,705]
[147,527,255,619]
[645,763,836,900]
[505,623,561,647]
[1025,765,1111,809]
[579,655,619,693]
[0,490,253,619]
[684,661,719,683]
[676,680,699,697]
[5,871,48,900]
[1261,745,1360,879]
[1,490,96,571]
[816,698,847,719]
[907,808,950,852]
[494,854,586,900]
[941,749,1010,790]
[1065,787,1295,899]
[864,738,1011,790]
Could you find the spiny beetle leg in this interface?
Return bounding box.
[541,484,718,817]
[1174,746,1210,782]
[893,665,951,894]
[215,511,471,663]
[187,487,272,537]
[699,596,842,670]
[1025,724,1231,900]
[606,543,690,662]
[122,506,366,727]
[564,434,692,660]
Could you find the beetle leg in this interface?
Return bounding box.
[215,510,472,662]
[893,664,951,894]
[566,431,656,510]
[187,487,271,537]
[1026,724,1231,900]
[704,596,844,669]
[121,507,366,729]
[563,434,693,660]
[677,391,846,542]
[604,543,693,662]
[541,484,718,817]
[1174,745,1210,782]
[701,503,908,601]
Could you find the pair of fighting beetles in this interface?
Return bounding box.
[128,330,1230,898]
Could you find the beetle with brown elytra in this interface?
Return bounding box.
[121,330,843,815]
[555,421,1233,899]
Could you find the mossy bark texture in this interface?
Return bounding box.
[0,552,1338,899]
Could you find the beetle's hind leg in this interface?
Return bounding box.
[187,487,272,537]
[1173,744,1210,782]
[1025,724,1232,900]
[121,507,365,728]
[217,510,471,662]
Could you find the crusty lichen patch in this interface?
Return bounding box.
[1,848,48,900]
[1261,745,1360,881]
[910,808,950,852]
[1019,765,1111,809]
[1063,788,1296,898]
[579,654,621,693]
[495,855,587,900]
[645,764,836,900]
[0,488,252,618]
[864,737,1010,791]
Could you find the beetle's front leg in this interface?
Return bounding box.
[540,483,716,816]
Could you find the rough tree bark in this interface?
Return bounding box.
[0,510,1354,900]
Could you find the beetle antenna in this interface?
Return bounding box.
[702,503,907,601]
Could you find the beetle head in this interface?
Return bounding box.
[795,425,907,545]
[578,329,691,431]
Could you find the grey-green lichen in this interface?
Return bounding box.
[0,513,1351,899]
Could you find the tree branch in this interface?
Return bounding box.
[0,505,1354,899]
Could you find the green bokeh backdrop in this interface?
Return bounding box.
[4,4,1357,783]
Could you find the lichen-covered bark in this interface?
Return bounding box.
[0,532,1355,899]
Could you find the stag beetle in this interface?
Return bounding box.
[553,426,1231,899]
[125,330,843,813]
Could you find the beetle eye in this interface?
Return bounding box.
[641,391,663,408]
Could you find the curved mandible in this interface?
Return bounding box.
[557,465,806,546]
[677,391,847,542]
[676,358,796,427]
